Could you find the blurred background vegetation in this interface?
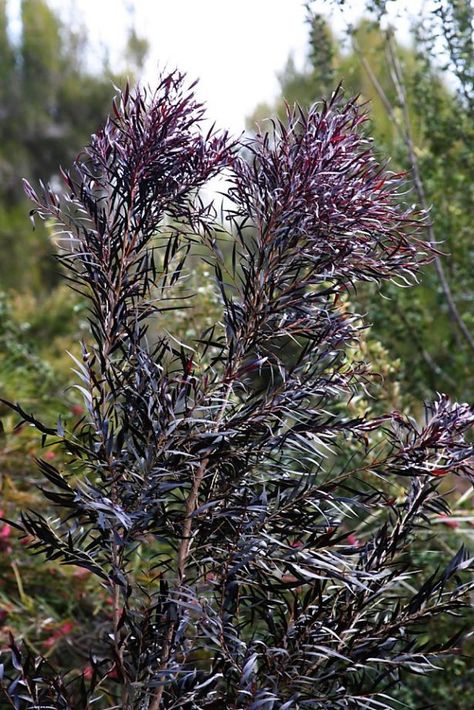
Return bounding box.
[0,0,472,707]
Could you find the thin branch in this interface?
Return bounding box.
[353,31,474,354]
[385,29,474,353]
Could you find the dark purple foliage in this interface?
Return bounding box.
[1,72,472,709]
[230,93,423,284]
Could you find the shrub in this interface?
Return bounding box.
[1,71,473,709]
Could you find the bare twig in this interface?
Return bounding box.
[353,30,474,353]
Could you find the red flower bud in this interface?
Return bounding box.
[0,523,11,539]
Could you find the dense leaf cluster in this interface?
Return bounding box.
[1,72,472,709]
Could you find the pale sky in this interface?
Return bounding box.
[10,0,427,134]
[65,0,312,133]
